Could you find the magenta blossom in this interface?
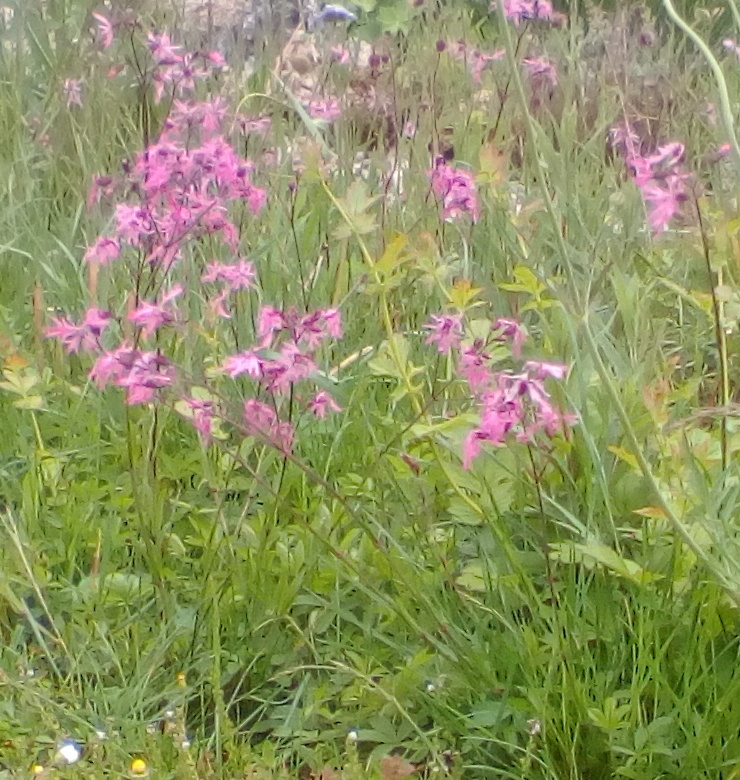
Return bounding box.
[183,397,216,443]
[92,13,114,48]
[308,390,341,418]
[201,259,256,290]
[622,140,690,234]
[493,318,527,357]
[45,307,111,353]
[462,366,573,468]
[222,350,263,378]
[118,351,175,404]
[89,346,174,405]
[424,314,464,353]
[428,158,480,222]
[84,236,120,265]
[243,398,294,453]
[424,312,573,467]
[498,0,560,25]
[128,284,183,339]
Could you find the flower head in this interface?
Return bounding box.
[424,313,463,353]
[45,307,111,353]
[308,390,341,418]
[428,159,480,222]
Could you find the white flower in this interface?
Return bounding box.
[56,739,82,764]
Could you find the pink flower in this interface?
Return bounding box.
[128,284,183,339]
[89,344,138,388]
[295,308,343,348]
[201,259,256,290]
[147,32,182,66]
[424,313,463,353]
[257,306,285,345]
[459,340,492,391]
[499,0,557,25]
[63,78,84,108]
[45,307,111,353]
[306,99,342,122]
[522,57,557,88]
[640,180,687,233]
[208,289,232,319]
[308,390,341,418]
[89,346,175,405]
[206,50,226,67]
[243,399,294,453]
[92,13,114,49]
[524,360,568,380]
[260,343,317,394]
[330,45,351,65]
[428,159,480,222]
[118,351,175,404]
[622,140,690,234]
[222,351,263,378]
[492,318,526,357]
[322,308,343,339]
[182,397,215,442]
[84,236,120,265]
[609,122,641,159]
[243,398,276,430]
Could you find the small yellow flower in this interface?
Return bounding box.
[31,764,45,775]
[176,672,186,688]
[130,758,148,776]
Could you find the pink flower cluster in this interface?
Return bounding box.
[86,97,266,270]
[496,0,565,26]
[221,307,343,450]
[90,344,175,405]
[425,314,574,468]
[446,40,504,83]
[611,127,690,234]
[46,29,343,453]
[147,32,225,103]
[428,158,480,223]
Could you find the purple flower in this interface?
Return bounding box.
[424,314,464,353]
[428,159,480,222]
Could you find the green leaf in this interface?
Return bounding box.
[376,0,411,33]
[550,540,661,586]
[13,395,45,410]
[333,180,380,239]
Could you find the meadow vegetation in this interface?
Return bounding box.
[3,0,740,777]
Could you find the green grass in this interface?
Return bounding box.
[3,1,740,778]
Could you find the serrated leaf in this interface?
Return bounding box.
[333,180,380,239]
[14,395,45,410]
[375,233,409,276]
[448,496,484,525]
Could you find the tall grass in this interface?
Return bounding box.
[3,1,740,779]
